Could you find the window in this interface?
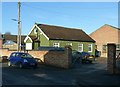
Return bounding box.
[66,43,72,47]
[53,43,60,47]
[102,45,107,53]
[11,53,16,57]
[116,44,120,50]
[78,44,83,52]
[88,44,93,52]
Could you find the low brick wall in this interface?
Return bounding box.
[0,48,17,57]
[0,47,72,69]
[44,47,72,69]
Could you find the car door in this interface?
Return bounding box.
[9,53,16,64]
[14,53,22,65]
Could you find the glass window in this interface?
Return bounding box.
[53,43,60,47]
[88,44,93,52]
[116,44,120,50]
[20,53,33,58]
[102,45,107,53]
[78,44,83,52]
[11,53,16,57]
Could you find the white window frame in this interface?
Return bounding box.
[78,43,83,52]
[53,43,60,47]
[88,44,93,52]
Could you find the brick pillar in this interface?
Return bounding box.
[65,46,72,69]
[107,43,116,74]
[0,39,2,48]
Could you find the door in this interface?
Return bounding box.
[26,43,32,50]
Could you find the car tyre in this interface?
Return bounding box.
[19,63,23,69]
[8,61,12,67]
[33,65,37,69]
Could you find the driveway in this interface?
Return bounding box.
[1,57,120,86]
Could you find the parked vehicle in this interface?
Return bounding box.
[72,51,93,64]
[1,56,8,62]
[81,52,90,58]
[81,52,95,61]
[72,51,82,63]
[95,49,101,57]
[8,52,38,69]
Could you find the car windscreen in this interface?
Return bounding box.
[20,53,33,58]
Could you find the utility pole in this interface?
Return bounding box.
[18,0,21,52]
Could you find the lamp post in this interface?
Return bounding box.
[12,19,21,52]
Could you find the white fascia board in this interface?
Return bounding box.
[24,36,33,43]
[28,24,49,40]
[28,24,37,35]
[35,25,49,40]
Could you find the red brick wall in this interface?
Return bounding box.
[0,47,72,69]
[90,25,119,57]
[0,39,2,49]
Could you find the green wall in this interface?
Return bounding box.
[26,38,32,43]
[30,27,49,47]
[25,25,95,55]
[49,40,95,55]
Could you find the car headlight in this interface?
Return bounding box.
[24,59,28,62]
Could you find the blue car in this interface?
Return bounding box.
[8,52,38,69]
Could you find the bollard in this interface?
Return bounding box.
[107,43,116,74]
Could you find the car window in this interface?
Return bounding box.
[15,53,20,57]
[11,53,16,57]
[20,53,33,58]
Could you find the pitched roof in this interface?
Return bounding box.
[36,24,95,42]
[2,34,26,44]
[4,40,16,45]
[105,24,120,30]
[90,24,120,36]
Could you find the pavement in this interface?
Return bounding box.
[1,57,120,87]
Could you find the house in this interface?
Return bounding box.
[90,24,120,57]
[1,34,26,50]
[0,34,3,48]
[24,23,95,55]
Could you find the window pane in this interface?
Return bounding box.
[53,43,60,47]
[88,44,92,52]
[102,45,107,53]
[78,44,83,52]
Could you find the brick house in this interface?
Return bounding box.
[90,24,120,57]
[1,34,26,50]
[0,34,3,48]
[24,23,96,55]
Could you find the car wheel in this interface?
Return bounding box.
[19,63,23,69]
[8,61,12,67]
[33,65,37,69]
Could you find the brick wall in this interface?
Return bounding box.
[44,47,72,69]
[0,47,72,69]
[90,25,119,57]
[2,44,17,50]
[0,39,2,49]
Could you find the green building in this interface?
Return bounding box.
[24,23,95,55]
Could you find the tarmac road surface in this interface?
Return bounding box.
[1,57,120,86]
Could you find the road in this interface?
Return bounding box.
[1,58,120,86]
